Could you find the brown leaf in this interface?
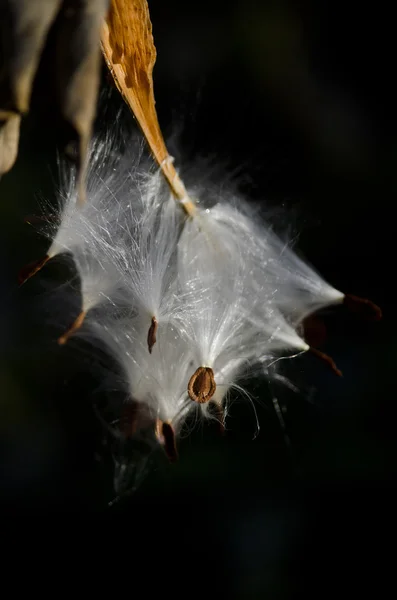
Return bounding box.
[101,0,196,216]
[0,114,21,175]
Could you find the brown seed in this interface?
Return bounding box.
[155,419,178,463]
[344,294,382,321]
[302,315,327,348]
[309,347,343,377]
[147,316,158,353]
[188,366,216,403]
[161,422,178,463]
[18,255,50,286]
[58,310,87,345]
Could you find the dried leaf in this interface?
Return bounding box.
[0,114,20,175]
[101,0,196,216]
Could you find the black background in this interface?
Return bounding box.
[0,1,395,595]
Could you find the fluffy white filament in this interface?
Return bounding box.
[34,128,354,484]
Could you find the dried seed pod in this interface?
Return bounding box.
[0,0,62,117]
[188,366,216,404]
[56,0,109,206]
[101,0,197,216]
[147,316,158,354]
[0,0,107,193]
[0,114,21,176]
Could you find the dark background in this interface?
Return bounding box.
[0,0,395,595]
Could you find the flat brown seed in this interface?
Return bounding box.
[188,366,216,403]
[147,316,158,354]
